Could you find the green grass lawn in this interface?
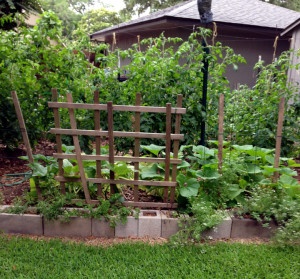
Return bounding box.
[0,235,299,279]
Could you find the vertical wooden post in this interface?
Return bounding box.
[11,91,34,163]
[170,95,183,204]
[273,97,285,181]
[218,94,224,173]
[51,88,65,194]
[163,103,172,202]
[66,93,91,204]
[134,93,142,202]
[107,102,117,194]
[94,90,103,197]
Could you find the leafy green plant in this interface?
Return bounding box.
[4,197,28,215]
[36,194,70,220]
[274,212,300,245]
[171,196,225,244]
[88,194,132,227]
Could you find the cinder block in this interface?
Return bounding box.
[0,213,43,235]
[115,216,138,238]
[161,211,181,238]
[202,217,232,239]
[138,210,161,238]
[92,218,115,238]
[44,216,92,237]
[231,218,277,239]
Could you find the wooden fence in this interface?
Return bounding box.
[48,89,186,208]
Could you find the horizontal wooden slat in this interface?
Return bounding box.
[48,102,186,114]
[55,176,177,187]
[123,201,178,209]
[50,128,184,140]
[53,153,182,164]
[70,199,178,208]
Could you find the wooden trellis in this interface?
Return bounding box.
[48,89,186,208]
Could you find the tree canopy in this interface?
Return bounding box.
[0,0,42,30]
[77,8,121,34]
[121,0,183,17]
[260,0,300,11]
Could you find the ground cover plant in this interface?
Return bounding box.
[0,234,299,279]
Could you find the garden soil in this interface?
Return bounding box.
[1,140,300,205]
[0,140,163,204]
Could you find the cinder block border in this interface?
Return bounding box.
[0,207,278,239]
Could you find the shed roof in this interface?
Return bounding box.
[281,18,300,36]
[91,0,300,38]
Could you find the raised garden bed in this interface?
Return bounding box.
[0,206,278,240]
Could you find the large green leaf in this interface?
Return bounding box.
[177,173,200,197]
[279,167,297,177]
[227,184,245,200]
[279,174,299,186]
[192,145,215,159]
[108,161,134,178]
[177,160,190,170]
[196,166,220,180]
[140,164,164,180]
[244,164,262,174]
[29,162,48,177]
[63,159,79,177]
[140,144,165,157]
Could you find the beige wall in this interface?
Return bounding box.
[287,27,300,95]
[25,13,39,27]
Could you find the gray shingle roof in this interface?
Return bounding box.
[91,0,300,36]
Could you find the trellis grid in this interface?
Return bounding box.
[48,88,186,208]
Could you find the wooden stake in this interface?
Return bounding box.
[218,94,224,173]
[134,93,142,202]
[163,103,172,202]
[11,91,42,199]
[11,91,34,163]
[273,97,285,181]
[170,95,183,204]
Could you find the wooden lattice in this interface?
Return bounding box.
[48,89,186,208]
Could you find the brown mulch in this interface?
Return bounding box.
[0,139,164,205]
[0,140,56,204]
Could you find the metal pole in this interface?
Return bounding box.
[197,0,213,146]
[199,40,209,146]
